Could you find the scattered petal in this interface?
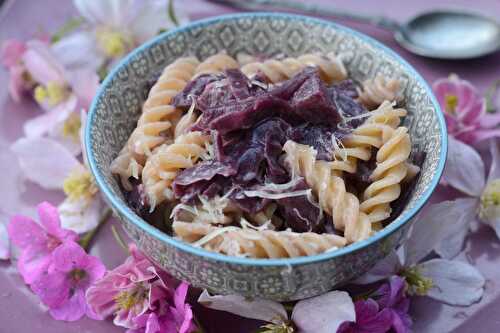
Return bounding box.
[11,137,82,190]
[67,68,99,108]
[23,95,78,137]
[22,40,66,86]
[198,290,288,324]
[405,200,473,265]
[354,250,402,284]
[441,136,485,197]
[58,195,103,234]
[432,198,478,259]
[292,291,355,333]
[418,259,485,306]
[51,31,104,72]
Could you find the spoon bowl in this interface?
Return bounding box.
[395,11,500,59]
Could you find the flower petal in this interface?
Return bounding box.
[488,138,500,183]
[197,290,287,324]
[129,1,177,44]
[7,214,46,249]
[67,68,99,109]
[1,39,26,67]
[24,95,78,137]
[49,288,88,321]
[73,0,108,25]
[30,270,69,308]
[433,198,478,259]
[51,32,104,72]
[8,64,28,102]
[441,136,485,197]
[37,201,78,242]
[52,240,87,273]
[58,196,103,234]
[17,246,52,284]
[0,219,10,260]
[292,291,356,333]
[404,200,473,265]
[11,136,82,190]
[418,259,485,306]
[354,250,402,284]
[22,40,66,85]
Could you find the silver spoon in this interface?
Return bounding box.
[209,0,500,59]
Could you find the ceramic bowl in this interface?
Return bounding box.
[86,13,447,301]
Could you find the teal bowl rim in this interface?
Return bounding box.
[86,12,448,267]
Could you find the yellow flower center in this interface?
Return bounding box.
[401,266,433,296]
[96,29,130,58]
[479,179,500,222]
[114,285,148,311]
[34,81,68,106]
[444,94,458,114]
[63,169,98,201]
[62,113,82,141]
[259,322,295,333]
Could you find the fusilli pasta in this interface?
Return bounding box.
[142,131,211,209]
[194,53,239,76]
[360,127,411,223]
[357,75,402,110]
[240,53,347,84]
[283,140,372,243]
[111,57,200,188]
[172,221,346,258]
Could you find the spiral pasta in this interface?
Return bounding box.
[142,131,211,209]
[357,75,402,110]
[194,53,239,76]
[283,140,371,243]
[240,53,347,84]
[331,101,407,175]
[110,57,200,188]
[359,127,411,223]
[172,221,346,258]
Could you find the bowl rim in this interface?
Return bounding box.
[86,12,448,267]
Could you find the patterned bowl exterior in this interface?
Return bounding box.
[86,13,447,301]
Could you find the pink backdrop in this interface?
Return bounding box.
[1,0,499,332]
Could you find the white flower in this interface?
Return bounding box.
[198,290,355,333]
[57,0,188,71]
[435,136,500,257]
[356,199,486,306]
[11,110,104,234]
[22,40,99,155]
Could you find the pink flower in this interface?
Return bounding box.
[1,39,31,102]
[338,277,411,333]
[1,39,26,67]
[433,74,500,144]
[31,241,106,321]
[86,244,195,333]
[7,202,78,284]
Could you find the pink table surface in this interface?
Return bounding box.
[1,0,500,332]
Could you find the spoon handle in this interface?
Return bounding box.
[209,0,401,31]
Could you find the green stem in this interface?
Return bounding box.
[79,209,113,252]
[111,225,129,253]
[51,17,85,44]
[168,0,180,26]
[485,79,500,113]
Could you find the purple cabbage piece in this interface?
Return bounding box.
[290,72,342,126]
[230,188,270,214]
[330,87,368,128]
[172,73,221,108]
[172,160,235,203]
[334,79,358,99]
[225,68,251,99]
[276,178,323,232]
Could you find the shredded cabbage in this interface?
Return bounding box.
[243,189,312,200]
[192,226,240,247]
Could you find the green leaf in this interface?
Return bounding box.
[51,17,85,44]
